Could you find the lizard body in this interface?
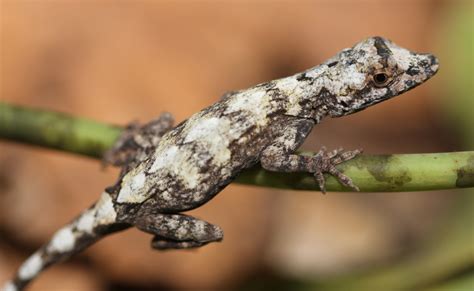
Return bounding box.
[2,37,438,290]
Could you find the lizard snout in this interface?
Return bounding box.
[418,53,439,78]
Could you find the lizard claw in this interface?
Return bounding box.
[311,147,362,193]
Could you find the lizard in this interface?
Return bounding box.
[2,36,438,291]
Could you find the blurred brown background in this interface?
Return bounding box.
[0,1,472,291]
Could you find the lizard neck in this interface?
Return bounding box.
[272,66,332,124]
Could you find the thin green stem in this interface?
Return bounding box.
[0,102,122,158]
[1,101,473,192]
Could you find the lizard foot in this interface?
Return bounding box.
[311,147,362,193]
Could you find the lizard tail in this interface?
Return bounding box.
[2,191,129,291]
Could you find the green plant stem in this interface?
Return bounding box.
[0,102,122,158]
[1,101,473,192]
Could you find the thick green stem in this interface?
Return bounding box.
[1,101,473,192]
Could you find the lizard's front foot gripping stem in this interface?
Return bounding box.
[311,147,362,193]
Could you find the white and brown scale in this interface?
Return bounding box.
[2,36,438,291]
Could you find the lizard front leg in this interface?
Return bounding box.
[132,210,223,250]
[260,119,362,193]
[103,112,174,171]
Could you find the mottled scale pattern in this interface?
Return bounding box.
[2,36,438,291]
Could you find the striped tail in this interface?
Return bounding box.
[2,192,129,291]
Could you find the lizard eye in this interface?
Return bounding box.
[373,72,391,87]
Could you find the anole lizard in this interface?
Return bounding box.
[2,36,438,291]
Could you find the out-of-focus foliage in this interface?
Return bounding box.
[439,0,474,138]
[432,1,474,288]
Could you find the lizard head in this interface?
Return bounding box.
[325,36,438,117]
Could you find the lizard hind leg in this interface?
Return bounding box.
[132,211,224,250]
[2,192,129,291]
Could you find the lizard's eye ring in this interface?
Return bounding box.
[373,72,391,87]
